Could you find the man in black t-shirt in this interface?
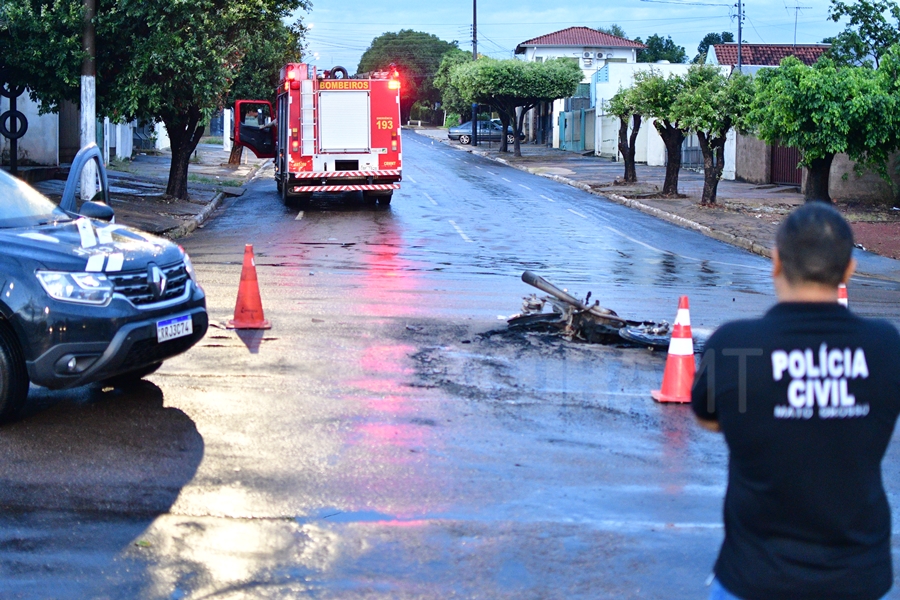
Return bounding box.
[692,202,900,600]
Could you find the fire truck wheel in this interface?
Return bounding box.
[362,191,378,204]
[458,134,471,145]
[376,192,392,205]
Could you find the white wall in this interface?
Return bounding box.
[154,122,170,151]
[1,93,59,166]
[114,123,133,160]
[723,129,736,180]
[523,46,637,83]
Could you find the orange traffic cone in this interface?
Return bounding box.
[226,244,271,329]
[651,296,695,403]
[838,283,848,307]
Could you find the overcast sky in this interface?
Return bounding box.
[296,0,845,72]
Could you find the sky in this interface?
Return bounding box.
[296,0,847,73]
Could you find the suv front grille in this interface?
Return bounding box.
[107,262,189,306]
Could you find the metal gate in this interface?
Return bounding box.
[771,143,802,186]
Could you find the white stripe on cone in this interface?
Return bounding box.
[668,336,694,356]
[838,284,848,307]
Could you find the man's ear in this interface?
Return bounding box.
[841,258,857,285]
[772,248,782,278]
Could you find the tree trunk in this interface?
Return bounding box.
[514,109,526,158]
[163,106,205,199]
[804,154,834,203]
[228,144,243,166]
[697,131,727,205]
[658,120,684,197]
[618,114,641,183]
[498,111,510,153]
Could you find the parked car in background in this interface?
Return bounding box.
[0,144,208,422]
[448,120,525,145]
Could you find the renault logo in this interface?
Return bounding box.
[148,264,167,299]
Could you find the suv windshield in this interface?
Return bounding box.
[0,170,72,228]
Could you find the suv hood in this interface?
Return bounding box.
[0,218,183,273]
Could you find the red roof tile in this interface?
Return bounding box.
[711,43,830,66]
[515,27,645,54]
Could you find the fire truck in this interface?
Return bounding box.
[233,64,402,205]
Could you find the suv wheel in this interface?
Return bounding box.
[0,322,29,423]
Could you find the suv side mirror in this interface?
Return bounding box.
[80,200,115,222]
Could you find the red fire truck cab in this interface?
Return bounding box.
[233,63,402,205]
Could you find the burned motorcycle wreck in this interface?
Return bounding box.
[507,271,703,351]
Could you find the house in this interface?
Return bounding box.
[2,93,167,170]
[705,43,830,70]
[705,44,843,189]
[593,62,699,166]
[706,43,899,203]
[515,27,645,147]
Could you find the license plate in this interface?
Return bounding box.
[156,315,193,342]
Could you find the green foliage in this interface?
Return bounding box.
[451,57,582,109]
[635,34,687,63]
[827,0,900,67]
[227,21,305,105]
[357,30,458,121]
[630,69,685,126]
[597,24,627,38]
[671,65,753,137]
[693,31,734,63]
[433,48,472,118]
[606,86,639,119]
[0,0,82,112]
[450,57,581,154]
[750,52,900,177]
[1,0,309,197]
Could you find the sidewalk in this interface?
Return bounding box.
[413,127,900,282]
[29,143,267,239]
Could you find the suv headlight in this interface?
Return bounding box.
[36,271,114,305]
[180,246,202,290]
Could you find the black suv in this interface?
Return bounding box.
[0,145,208,422]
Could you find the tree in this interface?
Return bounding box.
[750,53,900,203]
[630,70,688,196]
[670,65,753,205]
[2,0,308,200]
[597,24,628,38]
[357,30,457,123]
[224,22,304,164]
[433,48,472,122]
[827,0,900,67]
[0,0,82,111]
[606,87,642,183]
[635,34,687,63]
[450,57,582,156]
[693,31,734,63]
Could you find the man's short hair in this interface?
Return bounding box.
[776,202,854,287]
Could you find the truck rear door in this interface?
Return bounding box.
[318,91,370,153]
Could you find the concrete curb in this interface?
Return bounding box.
[166,191,225,240]
[425,131,774,260]
[166,158,271,240]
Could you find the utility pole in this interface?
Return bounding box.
[80,0,98,200]
[471,0,478,147]
[736,0,744,71]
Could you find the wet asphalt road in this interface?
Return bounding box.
[4,132,900,599]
